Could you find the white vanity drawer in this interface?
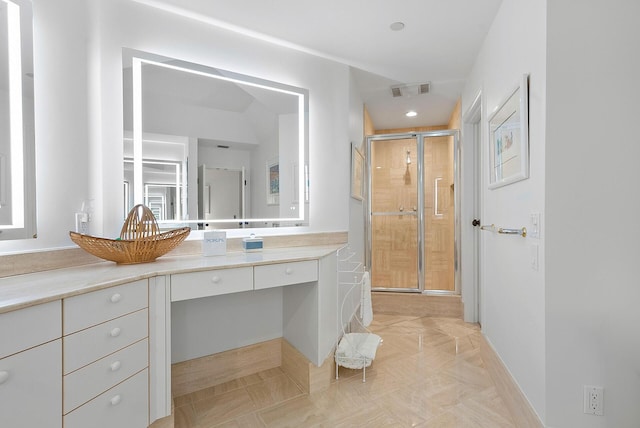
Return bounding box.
[0,300,61,359]
[254,260,318,290]
[171,267,253,302]
[63,308,148,374]
[0,339,62,428]
[63,368,149,428]
[64,338,148,414]
[63,279,148,335]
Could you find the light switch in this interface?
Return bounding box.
[530,212,541,239]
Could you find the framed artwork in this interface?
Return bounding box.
[266,159,279,205]
[351,143,364,200]
[488,74,529,189]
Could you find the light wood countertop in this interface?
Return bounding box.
[0,245,343,314]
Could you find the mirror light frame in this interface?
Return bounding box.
[0,0,36,240]
[123,49,308,227]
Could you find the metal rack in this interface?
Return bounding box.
[335,246,381,382]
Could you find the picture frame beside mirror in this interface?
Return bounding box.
[122,49,309,230]
[351,143,364,201]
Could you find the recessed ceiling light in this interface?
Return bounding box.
[406,110,417,117]
[390,22,405,31]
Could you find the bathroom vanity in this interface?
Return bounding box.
[0,244,341,427]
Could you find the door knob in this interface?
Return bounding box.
[472,219,481,227]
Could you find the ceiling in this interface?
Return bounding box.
[135,0,503,130]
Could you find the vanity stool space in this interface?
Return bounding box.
[0,244,343,428]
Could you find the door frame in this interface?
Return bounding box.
[461,91,483,323]
[365,129,460,294]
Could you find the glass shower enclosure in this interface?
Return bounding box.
[366,130,460,294]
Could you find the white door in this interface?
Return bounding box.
[198,165,243,220]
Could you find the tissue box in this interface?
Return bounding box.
[242,236,263,252]
[202,231,227,256]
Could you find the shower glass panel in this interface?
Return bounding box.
[423,135,455,291]
[370,137,419,291]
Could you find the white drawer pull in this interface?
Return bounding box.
[110,293,122,303]
[285,267,293,275]
[211,276,220,284]
[110,360,121,372]
[109,327,122,337]
[0,371,9,385]
[110,394,122,406]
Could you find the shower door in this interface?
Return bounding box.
[367,130,459,293]
[369,136,420,291]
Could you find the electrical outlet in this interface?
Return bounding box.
[530,243,539,271]
[584,385,604,416]
[75,212,89,234]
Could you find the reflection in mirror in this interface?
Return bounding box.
[122,49,308,230]
[0,0,36,240]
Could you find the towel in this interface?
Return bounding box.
[360,271,373,327]
[336,332,381,360]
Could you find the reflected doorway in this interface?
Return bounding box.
[197,165,245,221]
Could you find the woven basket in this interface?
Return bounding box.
[70,205,190,264]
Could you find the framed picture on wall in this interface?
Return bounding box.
[351,143,364,200]
[266,159,279,205]
[488,74,530,189]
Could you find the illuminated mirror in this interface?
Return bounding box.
[0,0,36,240]
[122,49,308,230]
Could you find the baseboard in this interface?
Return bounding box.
[171,338,282,397]
[0,231,347,278]
[479,334,543,427]
[372,292,462,318]
[281,339,334,394]
[149,413,174,428]
[0,247,102,278]
[170,231,348,256]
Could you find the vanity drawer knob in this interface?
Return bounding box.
[211,276,220,284]
[0,371,9,385]
[285,267,293,275]
[110,293,122,303]
[109,327,122,337]
[110,394,122,406]
[110,361,121,372]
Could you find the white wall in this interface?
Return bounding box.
[461,0,547,422]
[0,0,351,254]
[545,1,640,427]
[347,69,365,264]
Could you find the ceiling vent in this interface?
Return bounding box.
[390,82,430,98]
